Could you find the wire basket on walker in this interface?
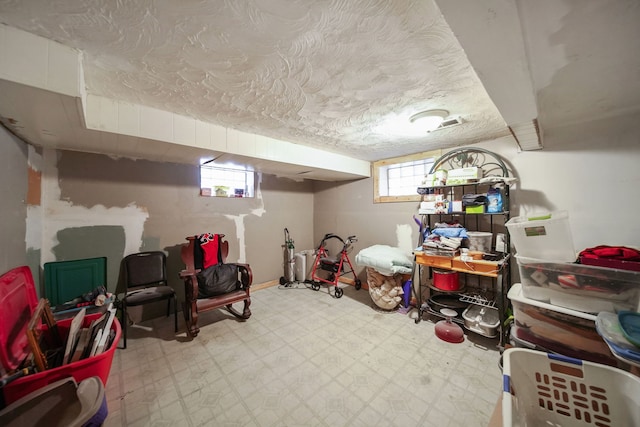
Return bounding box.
[309,233,361,298]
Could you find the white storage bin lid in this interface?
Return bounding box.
[507,283,596,322]
[506,210,569,226]
[505,210,576,262]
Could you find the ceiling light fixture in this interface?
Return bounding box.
[409,109,449,132]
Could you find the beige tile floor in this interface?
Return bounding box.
[104,283,502,426]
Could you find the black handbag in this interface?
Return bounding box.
[462,194,488,207]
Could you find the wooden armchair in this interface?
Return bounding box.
[179,234,253,337]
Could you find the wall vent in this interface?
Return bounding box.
[440,117,462,128]
[432,116,463,131]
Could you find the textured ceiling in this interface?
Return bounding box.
[2,0,638,168]
[0,0,509,162]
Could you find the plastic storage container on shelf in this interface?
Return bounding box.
[465,231,492,252]
[462,304,499,338]
[505,210,576,262]
[501,348,640,427]
[515,255,640,313]
[507,283,618,367]
[509,326,554,353]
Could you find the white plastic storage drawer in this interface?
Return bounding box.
[516,255,640,313]
[507,283,618,367]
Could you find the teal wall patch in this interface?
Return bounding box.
[52,225,126,292]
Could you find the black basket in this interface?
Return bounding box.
[320,258,340,273]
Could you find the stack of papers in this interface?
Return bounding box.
[62,303,117,365]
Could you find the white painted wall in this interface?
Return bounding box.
[478,111,640,253]
[314,111,640,287]
[0,125,28,274]
[35,148,149,266]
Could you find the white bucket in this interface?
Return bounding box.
[295,250,315,281]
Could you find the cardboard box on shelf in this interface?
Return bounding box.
[465,205,485,214]
[446,167,483,185]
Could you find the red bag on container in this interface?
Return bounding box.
[579,245,640,271]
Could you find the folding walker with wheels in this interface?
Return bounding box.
[309,233,361,298]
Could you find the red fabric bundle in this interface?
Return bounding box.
[579,245,640,262]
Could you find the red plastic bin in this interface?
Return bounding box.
[0,266,120,404]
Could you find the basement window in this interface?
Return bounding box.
[373,149,440,203]
[200,162,255,198]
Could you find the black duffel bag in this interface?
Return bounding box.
[196,263,241,298]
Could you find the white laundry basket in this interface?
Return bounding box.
[502,348,640,427]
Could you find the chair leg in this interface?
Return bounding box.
[167,296,177,333]
[173,295,178,333]
[122,303,127,350]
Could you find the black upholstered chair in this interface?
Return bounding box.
[121,251,177,348]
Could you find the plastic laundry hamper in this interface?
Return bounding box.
[0,376,107,426]
[502,348,640,427]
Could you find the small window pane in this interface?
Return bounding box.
[388,167,401,179]
[200,163,254,198]
[387,159,434,196]
[376,156,436,199]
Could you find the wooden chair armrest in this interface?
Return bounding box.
[179,269,200,279]
[235,263,253,288]
[180,270,199,302]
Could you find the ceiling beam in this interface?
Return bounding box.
[0,24,370,180]
[436,0,543,150]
